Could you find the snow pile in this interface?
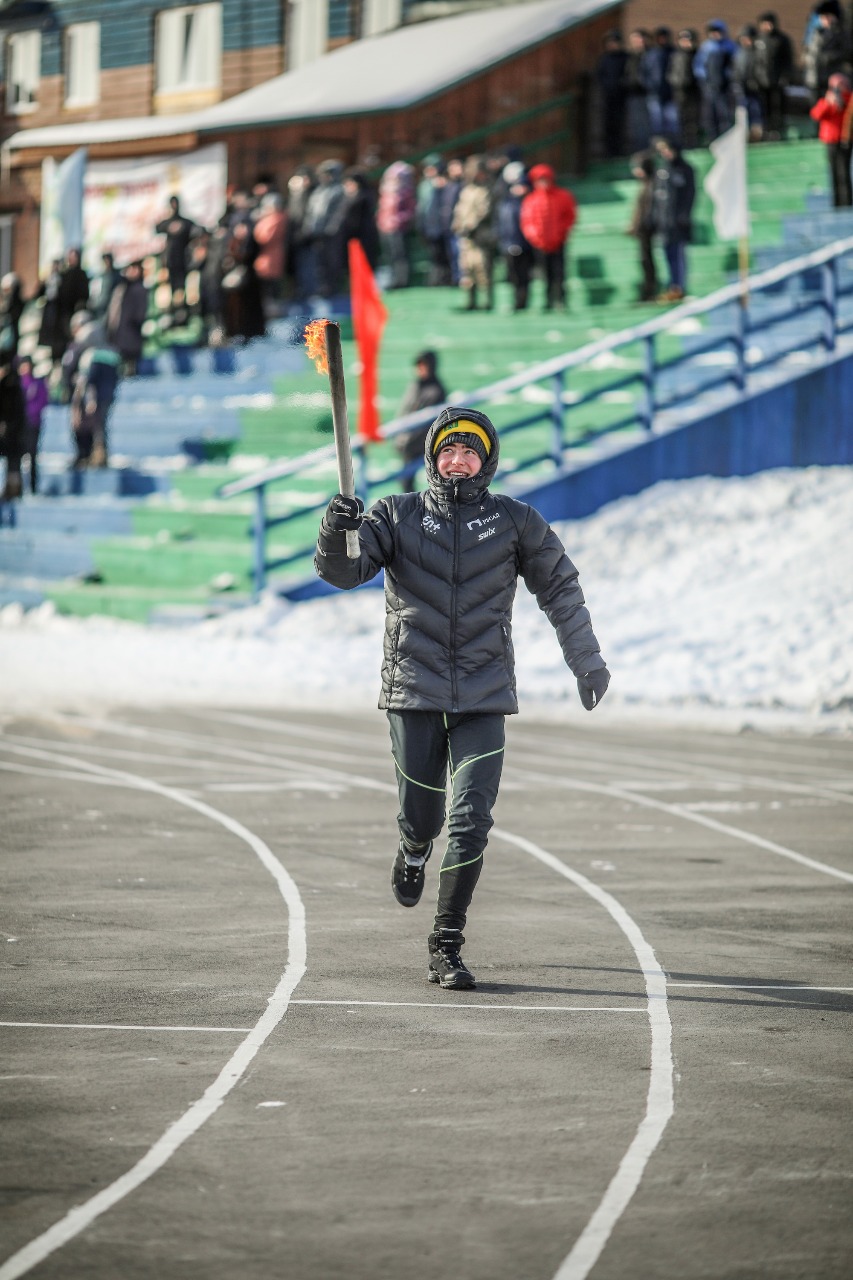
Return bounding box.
[1,467,851,730]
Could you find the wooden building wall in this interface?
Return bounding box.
[219,9,619,188]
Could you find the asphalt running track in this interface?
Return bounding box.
[1,708,851,1280]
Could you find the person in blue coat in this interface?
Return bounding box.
[495,161,535,311]
[642,26,678,140]
[694,19,737,140]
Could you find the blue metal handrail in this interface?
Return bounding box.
[219,235,853,596]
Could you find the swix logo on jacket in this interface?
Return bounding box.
[314,405,603,715]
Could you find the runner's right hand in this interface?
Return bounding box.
[325,493,364,532]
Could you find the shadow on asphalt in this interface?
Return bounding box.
[532,967,853,1013]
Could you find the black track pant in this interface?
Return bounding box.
[387,710,505,932]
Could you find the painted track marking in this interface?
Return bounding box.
[2,724,670,1280]
[505,763,853,884]
[494,826,673,1280]
[1,1022,254,1033]
[0,743,307,1280]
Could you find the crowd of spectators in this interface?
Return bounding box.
[3,5,853,499]
[595,4,853,162]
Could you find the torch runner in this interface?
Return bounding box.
[305,319,360,559]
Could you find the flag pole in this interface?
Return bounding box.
[737,235,750,304]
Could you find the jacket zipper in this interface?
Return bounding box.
[450,488,460,712]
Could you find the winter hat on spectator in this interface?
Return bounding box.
[503,160,526,184]
[432,419,492,465]
[528,163,556,184]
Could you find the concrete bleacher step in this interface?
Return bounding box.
[12,496,134,536]
[0,529,96,579]
[37,459,170,498]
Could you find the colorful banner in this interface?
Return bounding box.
[78,143,227,272]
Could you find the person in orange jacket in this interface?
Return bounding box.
[519,163,577,310]
[811,72,853,207]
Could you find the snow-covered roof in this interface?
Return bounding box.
[4,0,618,153]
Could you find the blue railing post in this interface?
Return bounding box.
[822,257,838,353]
[642,335,656,432]
[550,370,565,466]
[353,439,369,499]
[253,484,267,599]
[733,296,748,392]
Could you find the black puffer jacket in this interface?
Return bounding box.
[315,407,605,713]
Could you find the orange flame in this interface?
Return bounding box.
[304,319,330,375]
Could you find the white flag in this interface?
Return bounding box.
[703,106,749,241]
[39,147,88,271]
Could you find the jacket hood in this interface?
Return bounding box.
[528,163,556,186]
[415,349,438,377]
[424,406,500,505]
[317,159,344,181]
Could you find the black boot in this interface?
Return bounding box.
[465,286,478,311]
[428,929,475,990]
[391,839,432,907]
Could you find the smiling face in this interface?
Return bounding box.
[436,443,483,479]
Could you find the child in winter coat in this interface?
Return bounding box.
[16,355,48,494]
[628,151,659,302]
[811,73,853,207]
[519,164,577,310]
[394,350,448,491]
[315,407,610,990]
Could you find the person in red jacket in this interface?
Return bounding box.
[519,163,577,310]
[811,72,853,207]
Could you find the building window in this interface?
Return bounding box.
[65,23,101,108]
[287,0,328,70]
[6,30,41,114]
[328,1,355,40]
[155,3,222,95]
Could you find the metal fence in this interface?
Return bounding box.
[219,235,853,596]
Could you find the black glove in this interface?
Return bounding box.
[577,668,610,711]
[324,493,364,532]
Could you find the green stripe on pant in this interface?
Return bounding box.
[388,709,505,932]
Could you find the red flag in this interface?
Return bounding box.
[348,238,387,442]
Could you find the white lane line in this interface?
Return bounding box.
[9,718,393,796]
[0,744,306,1280]
[170,713,853,883]
[509,732,853,804]
[0,1008,643,1027]
[291,1000,644,1012]
[5,733,281,776]
[6,721,667,1280]
[666,984,853,992]
[0,1022,254,1033]
[186,707,381,751]
[493,827,674,1280]
[507,764,853,885]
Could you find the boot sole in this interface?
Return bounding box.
[392,885,422,908]
[428,967,476,990]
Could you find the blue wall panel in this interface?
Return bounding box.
[521,353,853,525]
